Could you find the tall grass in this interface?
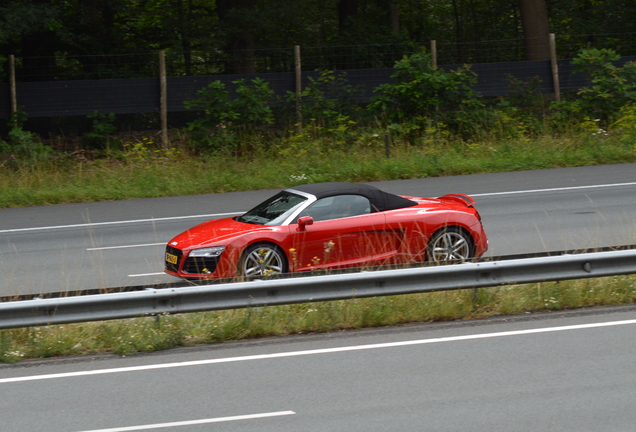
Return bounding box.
[2,275,635,363]
[1,129,635,208]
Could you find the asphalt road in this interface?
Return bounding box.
[2,305,636,431]
[2,163,636,296]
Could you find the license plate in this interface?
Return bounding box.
[165,253,178,265]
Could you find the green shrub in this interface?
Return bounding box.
[368,51,482,141]
[185,78,276,151]
[0,110,53,165]
[288,70,363,127]
[230,77,276,127]
[494,75,547,137]
[369,52,480,119]
[81,111,118,149]
[570,48,636,120]
[611,103,636,150]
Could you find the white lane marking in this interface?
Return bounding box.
[75,411,296,432]
[470,181,636,197]
[87,243,165,251]
[128,272,166,277]
[0,213,243,234]
[3,182,636,235]
[2,318,635,384]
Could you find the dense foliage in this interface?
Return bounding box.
[2,47,636,164]
[173,48,636,154]
[1,0,636,80]
[1,2,636,162]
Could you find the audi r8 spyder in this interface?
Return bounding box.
[164,182,488,280]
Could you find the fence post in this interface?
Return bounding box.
[430,40,437,68]
[549,33,561,102]
[159,50,169,148]
[294,45,302,133]
[9,55,17,127]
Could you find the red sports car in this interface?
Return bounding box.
[164,182,488,279]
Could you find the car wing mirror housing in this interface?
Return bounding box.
[297,216,314,231]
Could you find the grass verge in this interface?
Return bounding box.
[2,275,636,363]
[1,131,635,208]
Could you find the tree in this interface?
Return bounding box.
[389,3,400,34]
[401,0,522,64]
[519,0,551,61]
[0,0,60,80]
[548,0,636,57]
[5,0,636,83]
[124,0,218,76]
[338,0,358,32]
[216,0,257,74]
[55,0,130,76]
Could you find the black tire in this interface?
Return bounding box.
[239,243,288,277]
[426,227,474,263]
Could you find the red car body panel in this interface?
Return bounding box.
[164,185,488,280]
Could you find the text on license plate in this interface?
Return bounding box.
[165,253,178,265]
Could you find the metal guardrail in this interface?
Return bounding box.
[1,249,636,330]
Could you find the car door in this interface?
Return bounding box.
[288,195,403,271]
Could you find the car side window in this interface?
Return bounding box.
[298,195,371,222]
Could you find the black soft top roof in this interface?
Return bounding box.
[288,182,417,212]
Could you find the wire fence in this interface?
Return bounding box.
[5,32,636,83]
[2,32,636,126]
[12,52,159,82]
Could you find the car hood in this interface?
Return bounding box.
[167,217,275,250]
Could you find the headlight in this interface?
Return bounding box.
[189,246,226,257]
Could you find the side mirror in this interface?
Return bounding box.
[297,216,314,231]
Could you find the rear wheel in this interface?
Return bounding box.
[426,227,474,263]
[240,243,287,277]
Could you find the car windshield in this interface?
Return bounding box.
[236,191,307,225]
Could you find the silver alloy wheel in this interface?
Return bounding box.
[427,228,472,262]
[241,243,286,277]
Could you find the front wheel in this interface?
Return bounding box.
[426,227,474,263]
[240,243,288,277]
